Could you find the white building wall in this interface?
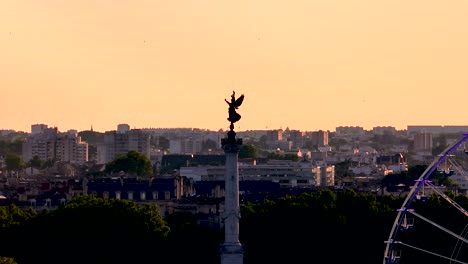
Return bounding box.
[97,130,150,164]
[179,161,334,188]
[169,140,182,154]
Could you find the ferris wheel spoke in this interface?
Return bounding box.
[395,241,468,264]
[408,210,468,244]
[424,181,468,217]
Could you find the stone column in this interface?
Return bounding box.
[220,130,243,264]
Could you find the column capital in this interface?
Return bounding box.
[222,130,242,153]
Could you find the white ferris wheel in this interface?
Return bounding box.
[383,133,468,264]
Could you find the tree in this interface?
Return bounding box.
[239,190,395,264]
[0,257,17,264]
[17,195,169,264]
[0,205,37,261]
[28,155,43,169]
[105,150,153,177]
[4,154,24,173]
[239,144,258,159]
[0,140,23,156]
[334,159,354,178]
[267,152,299,161]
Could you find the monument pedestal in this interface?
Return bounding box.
[220,131,243,264]
[220,244,243,264]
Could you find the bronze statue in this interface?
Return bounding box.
[225,91,244,125]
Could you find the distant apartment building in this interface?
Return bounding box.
[179,160,335,188]
[31,124,49,135]
[97,129,150,164]
[335,126,365,136]
[319,165,335,187]
[287,130,304,149]
[304,130,329,147]
[22,125,88,164]
[55,131,88,164]
[265,129,286,149]
[372,126,397,135]
[117,123,130,133]
[169,138,203,155]
[413,131,433,154]
[0,129,15,136]
[407,125,468,135]
[266,129,282,142]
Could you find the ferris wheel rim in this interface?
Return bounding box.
[383,132,468,264]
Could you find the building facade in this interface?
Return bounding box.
[179,160,336,188]
[97,129,151,164]
[22,125,88,164]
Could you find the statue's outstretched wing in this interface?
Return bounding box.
[234,94,244,108]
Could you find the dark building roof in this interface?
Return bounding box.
[193,181,224,196]
[160,154,226,173]
[87,177,177,192]
[192,180,281,197]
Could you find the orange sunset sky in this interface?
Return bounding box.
[1,1,468,133]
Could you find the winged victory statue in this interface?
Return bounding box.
[225,91,244,125]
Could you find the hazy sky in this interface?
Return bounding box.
[2,1,468,133]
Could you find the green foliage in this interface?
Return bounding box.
[27,155,43,169]
[0,204,37,229]
[240,189,396,264]
[334,159,355,177]
[163,212,223,264]
[0,205,38,262]
[266,152,298,161]
[58,195,169,236]
[105,150,153,177]
[0,188,466,264]
[4,154,24,172]
[0,257,17,264]
[16,195,169,264]
[239,144,258,159]
[0,140,23,156]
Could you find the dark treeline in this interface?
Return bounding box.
[0,190,467,264]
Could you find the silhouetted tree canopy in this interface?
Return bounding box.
[0,140,23,156]
[0,257,17,264]
[105,150,153,177]
[27,155,43,169]
[13,196,169,264]
[1,189,467,264]
[239,144,258,159]
[266,152,298,161]
[4,154,24,172]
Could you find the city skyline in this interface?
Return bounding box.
[2,122,468,134]
[2,1,468,133]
